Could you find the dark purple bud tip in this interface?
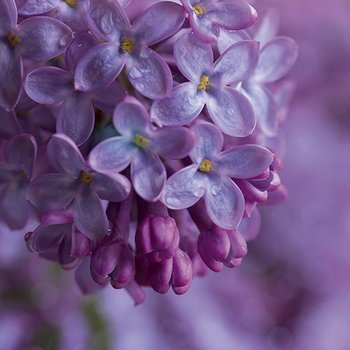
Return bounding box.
[171,249,193,295]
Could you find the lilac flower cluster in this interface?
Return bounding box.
[0,0,297,304]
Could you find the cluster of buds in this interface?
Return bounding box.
[0,0,297,304]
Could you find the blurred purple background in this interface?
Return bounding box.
[2,0,350,349]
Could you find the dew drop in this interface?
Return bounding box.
[211,184,222,196]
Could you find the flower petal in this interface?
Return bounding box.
[126,48,172,99]
[150,126,195,159]
[133,1,185,45]
[57,92,95,146]
[89,136,134,172]
[91,81,126,115]
[174,32,213,81]
[243,82,277,136]
[59,235,80,270]
[215,145,274,179]
[5,134,37,175]
[65,31,99,72]
[189,120,223,164]
[113,97,149,136]
[31,223,68,252]
[162,164,205,209]
[0,0,17,33]
[205,176,245,229]
[0,41,22,111]
[214,40,260,85]
[25,67,73,104]
[17,16,73,61]
[151,83,204,126]
[93,171,131,202]
[17,0,57,17]
[74,43,126,92]
[87,0,130,40]
[254,36,298,83]
[73,187,109,241]
[47,133,86,175]
[71,228,91,258]
[0,108,20,137]
[206,87,256,137]
[26,173,76,211]
[217,29,251,55]
[131,151,166,201]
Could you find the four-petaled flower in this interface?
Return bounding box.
[151,32,259,137]
[89,97,195,201]
[162,121,274,229]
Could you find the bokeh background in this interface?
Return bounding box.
[1,0,350,349]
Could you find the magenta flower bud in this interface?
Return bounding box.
[224,230,248,268]
[171,249,193,295]
[148,258,173,294]
[135,215,180,262]
[110,245,135,289]
[198,225,231,272]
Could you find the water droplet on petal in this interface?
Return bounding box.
[211,184,222,196]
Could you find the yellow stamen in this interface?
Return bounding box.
[63,0,79,8]
[120,36,135,54]
[199,159,212,173]
[193,4,205,16]
[134,134,149,149]
[7,32,22,47]
[80,171,93,184]
[198,75,210,91]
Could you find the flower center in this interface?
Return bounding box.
[198,75,210,91]
[80,171,93,184]
[134,134,149,149]
[120,36,135,54]
[193,4,205,16]
[7,32,21,47]
[62,0,79,8]
[199,159,212,173]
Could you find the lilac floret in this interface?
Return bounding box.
[151,32,259,137]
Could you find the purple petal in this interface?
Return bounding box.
[238,207,261,241]
[87,0,129,40]
[71,228,91,258]
[0,183,29,229]
[5,134,37,175]
[17,0,57,16]
[17,17,73,61]
[205,176,245,230]
[56,92,95,146]
[0,41,22,111]
[133,2,185,45]
[113,97,150,136]
[25,67,73,104]
[47,134,86,175]
[151,83,204,126]
[174,32,213,81]
[65,31,99,72]
[110,245,134,289]
[91,242,120,277]
[254,36,298,83]
[206,87,256,137]
[74,43,125,92]
[31,223,68,252]
[91,81,126,115]
[73,187,109,241]
[93,171,131,202]
[149,258,173,294]
[162,165,205,209]
[0,109,20,137]
[89,136,134,172]
[150,126,195,159]
[75,257,105,294]
[59,235,80,270]
[217,29,251,55]
[214,40,260,85]
[215,145,274,179]
[131,151,166,201]
[243,82,277,136]
[0,0,17,33]
[171,249,193,295]
[126,48,172,99]
[189,121,223,164]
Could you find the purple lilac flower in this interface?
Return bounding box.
[89,97,195,201]
[74,0,185,99]
[180,0,257,42]
[24,32,126,145]
[151,32,259,137]
[0,134,36,229]
[27,134,131,240]
[0,107,20,138]
[0,0,73,111]
[162,121,274,229]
